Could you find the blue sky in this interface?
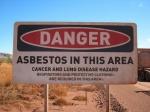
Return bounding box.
[0,0,150,53]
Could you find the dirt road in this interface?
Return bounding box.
[110,82,150,112]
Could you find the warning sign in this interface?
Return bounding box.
[13,22,137,84]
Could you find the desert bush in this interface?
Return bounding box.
[77,85,97,92]
[18,84,42,98]
[0,104,11,111]
[0,63,12,86]
[72,95,87,101]
[52,98,73,106]
[49,94,57,100]
[0,83,43,105]
[0,56,12,64]
[13,101,25,112]
[4,56,12,63]
[0,85,18,104]
[0,63,13,104]
[49,84,68,97]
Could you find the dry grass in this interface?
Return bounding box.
[76,85,97,92]
[49,84,69,97]
[0,104,12,111]
[49,94,57,100]
[52,98,73,106]
[0,63,74,109]
[0,63,13,105]
[0,63,12,86]
[0,85,17,104]
[72,95,87,101]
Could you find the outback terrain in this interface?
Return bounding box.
[0,60,126,112]
[1,56,150,112]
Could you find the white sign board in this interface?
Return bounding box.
[13,22,137,84]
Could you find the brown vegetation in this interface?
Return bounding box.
[72,95,87,101]
[0,63,12,86]
[52,98,73,106]
[49,84,69,97]
[0,62,99,112]
[76,84,97,92]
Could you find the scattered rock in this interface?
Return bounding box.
[110,95,127,112]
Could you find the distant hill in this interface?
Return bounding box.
[0,53,11,59]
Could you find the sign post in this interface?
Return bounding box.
[13,22,137,112]
[106,84,109,112]
[44,84,49,112]
[13,22,137,84]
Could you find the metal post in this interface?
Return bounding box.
[106,84,109,112]
[44,84,49,112]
